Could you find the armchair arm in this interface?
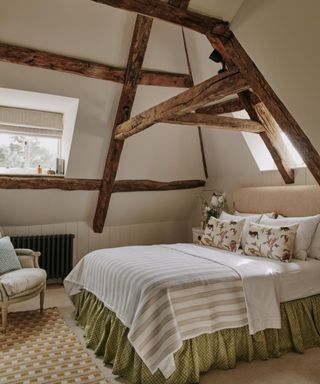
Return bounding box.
[15,249,41,268]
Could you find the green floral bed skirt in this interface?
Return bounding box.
[74,290,320,384]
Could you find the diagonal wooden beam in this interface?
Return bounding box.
[196,93,259,115]
[0,42,193,88]
[238,90,295,184]
[93,15,154,233]
[113,179,205,192]
[211,32,320,184]
[115,69,249,140]
[163,114,265,133]
[91,0,229,36]
[168,0,190,8]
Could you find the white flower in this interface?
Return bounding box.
[210,195,219,207]
[218,195,225,205]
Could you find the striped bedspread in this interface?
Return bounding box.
[64,243,282,378]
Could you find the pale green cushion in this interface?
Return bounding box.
[0,236,21,276]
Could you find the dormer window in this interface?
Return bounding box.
[0,88,79,176]
[0,106,63,173]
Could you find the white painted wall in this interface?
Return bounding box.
[186,0,320,231]
[1,0,319,250]
[0,0,204,243]
[1,220,188,266]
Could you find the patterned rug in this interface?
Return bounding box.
[0,307,107,384]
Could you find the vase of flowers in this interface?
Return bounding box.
[199,191,227,229]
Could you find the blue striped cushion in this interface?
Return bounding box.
[0,236,21,276]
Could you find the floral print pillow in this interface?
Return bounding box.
[200,217,245,252]
[244,222,299,262]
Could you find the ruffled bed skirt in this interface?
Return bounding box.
[74,290,320,384]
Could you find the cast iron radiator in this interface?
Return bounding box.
[10,234,75,280]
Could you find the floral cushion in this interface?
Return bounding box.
[260,214,320,260]
[244,222,299,262]
[200,217,245,252]
[219,211,262,249]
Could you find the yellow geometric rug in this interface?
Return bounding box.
[0,307,107,383]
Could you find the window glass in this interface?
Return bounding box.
[0,133,60,172]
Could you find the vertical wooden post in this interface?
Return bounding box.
[93,15,153,232]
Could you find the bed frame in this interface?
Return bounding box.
[234,185,320,217]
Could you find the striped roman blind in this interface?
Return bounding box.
[0,106,63,138]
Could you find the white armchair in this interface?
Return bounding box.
[0,249,46,331]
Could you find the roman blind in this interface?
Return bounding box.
[0,106,63,138]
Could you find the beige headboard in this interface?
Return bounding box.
[234,185,320,217]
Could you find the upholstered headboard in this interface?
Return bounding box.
[234,185,320,217]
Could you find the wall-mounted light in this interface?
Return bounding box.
[209,49,226,74]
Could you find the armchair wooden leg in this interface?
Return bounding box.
[1,300,8,331]
[40,286,46,312]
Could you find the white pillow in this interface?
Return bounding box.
[235,211,275,218]
[220,211,262,249]
[308,224,320,260]
[260,214,320,260]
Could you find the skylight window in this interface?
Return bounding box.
[234,109,305,171]
[242,131,306,171]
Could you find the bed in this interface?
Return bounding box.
[64,185,320,384]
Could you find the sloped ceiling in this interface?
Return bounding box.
[188,0,245,21]
[0,0,228,226]
[185,0,319,202]
[2,0,317,227]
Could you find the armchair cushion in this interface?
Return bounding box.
[0,236,21,276]
[15,248,35,256]
[0,268,46,297]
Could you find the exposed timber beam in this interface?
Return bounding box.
[0,176,205,192]
[238,90,295,184]
[211,33,320,184]
[163,114,265,133]
[115,69,249,140]
[113,179,205,192]
[196,93,259,115]
[168,0,190,8]
[93,15,153,233]
[0,42,193,88]
[0,176,102,190]
[91,0,229,36]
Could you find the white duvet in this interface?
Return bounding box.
[65,243,284,378]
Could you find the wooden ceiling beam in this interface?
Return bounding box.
[0,176,205,192]
[211,33,320,184]
[115,69,249,140]
[91,0,229,36]
[0,176,102,190]
[163,114,265,133]
[168,0,190,8]
[113,179,205,192]
[93,15,154,233]
[0,42,193,88]
[196,93,259,115]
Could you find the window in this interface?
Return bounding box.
[0,106,63,174]
[0,88,79,176]
[242,131,306,171]
[234,110,306,171]
[0,133,60,171]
